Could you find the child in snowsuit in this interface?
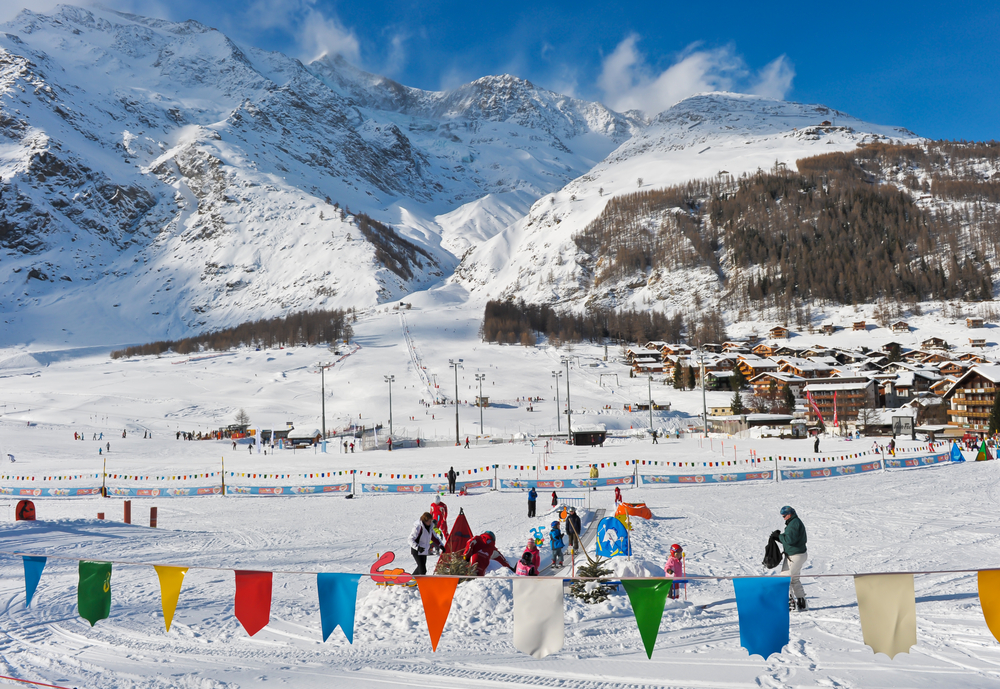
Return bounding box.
[665,543,684,599]
[549,521,565,567]
[463,532,515,576]
[516,538,541,576]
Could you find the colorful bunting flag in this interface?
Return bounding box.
[733,577,789,659]
[415,576,459,651]
[621,579,673,658]
[854,573,916,658]
[154,565,188,631]
[78,560,112,627]
[317,573,361,643]
[235,570,273,636]
[22,556,45,608]
[513,578,563,659]
[978,570,1000,644]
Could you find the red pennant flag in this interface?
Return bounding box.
[234,570,272,636]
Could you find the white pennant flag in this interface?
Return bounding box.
[513,578,564,659]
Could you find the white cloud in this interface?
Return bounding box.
[597,35,795,115]
[750,55,795,99]
[243,0,359,63]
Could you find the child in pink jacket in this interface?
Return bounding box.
[665,543,684,599]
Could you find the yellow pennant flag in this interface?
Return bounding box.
[978,570,1000,643]
[154,565,188,631]
[854,574,917,658]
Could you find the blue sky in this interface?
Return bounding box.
[5,1,998,140]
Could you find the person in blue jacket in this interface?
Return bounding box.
[527,486,537,517]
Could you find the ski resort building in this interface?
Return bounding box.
[802,378,878,425]
[941,366,1000,435]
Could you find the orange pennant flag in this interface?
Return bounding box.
[979,570,1000,643]
[416,576,459,651]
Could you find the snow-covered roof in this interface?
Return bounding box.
[804,380,874,392]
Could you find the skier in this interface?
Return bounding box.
[431,495,449,540]
[350,442,354,453]
[516,538,541,576]
[551,490,558,507]
[465,437,470,449]
[772,505,808,611]
[549,520,565,567]
[814,436,820,453]
[614,486,623,505]
[408,512,443,576]
[447,466,457,494]
[387,437,393,452]
[652,430,658,444]
[463,531,515,576]
[527,486,537,517]
[566,507,582,550]
[589,464,599,491]
[665,544,684,599]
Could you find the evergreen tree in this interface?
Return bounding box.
[989,391,1000,435]
[782,385,797,413]
[673,363,684,389]
[730,368,746,391]
[731,389,746,415]
[685,365,696,390]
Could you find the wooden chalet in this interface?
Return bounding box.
[822,323,836,335]
[769,325,790,339]
[776,357,835,379]
[852,321,867,331]
[937,361,967,377]
[967,317,985,329]
[970,337,987,348]
[891,321,910,333]
[921,337,949,351]
[942,365,1000,435]
[736,355,778,379]
[752,342,776,357]
[959,352,989,363]
[749,372,807,397]
[803,378,878,424]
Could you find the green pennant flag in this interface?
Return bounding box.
[621,579,673,658]
[79,561,112,626]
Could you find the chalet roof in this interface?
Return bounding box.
[942,365,1000,399]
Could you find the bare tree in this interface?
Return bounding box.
[235,408,250,427]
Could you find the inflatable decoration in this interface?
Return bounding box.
[370,552,414,587]
[616,502,652,520]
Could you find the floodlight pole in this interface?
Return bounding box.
[384,374,395,437]
[475,373,486,433]
[648,374,654,430]
[700,350,708,437]
[564,358,573,443]
[450,359,463,445]
[551,370,562,433]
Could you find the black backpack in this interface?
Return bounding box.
[763,533,783,569]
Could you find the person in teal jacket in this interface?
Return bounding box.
[772,505,808,611]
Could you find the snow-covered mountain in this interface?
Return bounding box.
[452,92,921,311]
[0,5,638,345]
[0,6,929,348]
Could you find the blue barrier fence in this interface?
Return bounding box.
[640,470,773,485]
[779,459,882,481]
[362,478,492,494]
[499,476,634,490]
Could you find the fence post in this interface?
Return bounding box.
[150,506,157,528]
[123,500,131,525]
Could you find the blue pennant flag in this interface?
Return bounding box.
[951,442,965,463]
[733,577,790,659]
[317,573,361,643]
[23,556,46,608]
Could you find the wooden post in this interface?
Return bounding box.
[123,500,131,524]
[221,456,226,496]
[149,506,157,528]
[97,512,104,520]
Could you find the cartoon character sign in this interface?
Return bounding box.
[596,516,630,558]
[15,499,35,521]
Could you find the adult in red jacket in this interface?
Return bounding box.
[463,531,515,576]
[431,495,449,539]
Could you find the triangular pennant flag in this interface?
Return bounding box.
[977,440,993,462]
[317,573,361,643]
[78,561,112,626]
[415,576,460,651]
[979,570,1000,644]
[854,573,916,658]
[621,579,673,658]
[234,570,273,636]
[733,576,789,659]
[513,578,564,659]
[22,556,46,607]
[154,566,188,631]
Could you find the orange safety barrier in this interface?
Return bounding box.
[615,502,652,520]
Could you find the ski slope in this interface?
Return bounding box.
[2,302,1000,688]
